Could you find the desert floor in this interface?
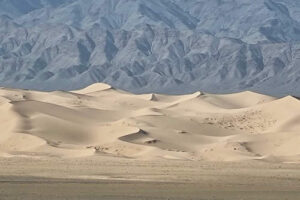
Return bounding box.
[1,83,300,199]
[1,157,300,200]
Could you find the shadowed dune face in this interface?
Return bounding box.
[0,83,300,162]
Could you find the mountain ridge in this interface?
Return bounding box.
[1,0,300,96]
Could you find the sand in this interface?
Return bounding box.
[0,83,300,199]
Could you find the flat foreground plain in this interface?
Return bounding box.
[0,156,300,200]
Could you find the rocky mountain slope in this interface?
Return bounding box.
[1,0,300,95]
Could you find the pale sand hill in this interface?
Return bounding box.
[0,83,300,162]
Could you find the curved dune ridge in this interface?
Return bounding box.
[0,83,300,162]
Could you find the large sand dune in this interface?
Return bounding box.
[0,83,299,162]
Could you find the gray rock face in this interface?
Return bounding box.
[1,0,300,96]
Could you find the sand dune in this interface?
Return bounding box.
[0,83,300,162]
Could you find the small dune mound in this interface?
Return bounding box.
[148,93,158,101]
[181,91,203,100]
[119,129,148,142]
[193,91,203,97]
[200,91,277,109]
[136,93,158,101]
[72,83,113,94]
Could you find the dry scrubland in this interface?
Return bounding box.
[0,83,300,199]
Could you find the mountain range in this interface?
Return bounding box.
[1,0,300,95]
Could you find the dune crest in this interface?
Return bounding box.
[72,83,113,94]
[0,84,299,162]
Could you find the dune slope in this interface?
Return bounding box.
[0,83,299,162]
